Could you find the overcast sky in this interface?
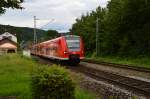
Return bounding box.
[0,0,109,32]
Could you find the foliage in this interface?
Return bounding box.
[44,30,59,41]
[103,0,150,56]
[0,54,36,98]
[0,0,23,14]
[31,65,75,99]
[86,55,150,69]
[75,87,97,99]
[71,0,150,57]
[71,7,106,54]
[0,54,97,98]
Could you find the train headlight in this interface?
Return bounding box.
[64,51,68,54]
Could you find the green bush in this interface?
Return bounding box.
[31,65,75,99]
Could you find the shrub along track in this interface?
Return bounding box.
[83,59,150,73]
[32,55,150,97]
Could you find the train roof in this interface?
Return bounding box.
[39,35,80,45]
[39,37,61,44]
[64,35,80,38]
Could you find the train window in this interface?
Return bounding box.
[65,36,80,51]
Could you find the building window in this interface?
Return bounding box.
[8,36,12,40]
[2,36,12,40]
[2,36,7,39]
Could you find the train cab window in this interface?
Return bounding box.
[65,36,80,51]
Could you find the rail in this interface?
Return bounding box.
[69,65,150,96]
[32,55,150,97]
[83,58,150,73]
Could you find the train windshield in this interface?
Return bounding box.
[65,36,80,51]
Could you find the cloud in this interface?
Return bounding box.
[0,0,109,32]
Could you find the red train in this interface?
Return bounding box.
[31,35,84,65]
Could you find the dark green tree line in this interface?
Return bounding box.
[104,0,150,56]
[71,0,150,57]
[44,30,59,41]
[70,7,106,54]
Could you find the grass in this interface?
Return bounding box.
[0,54,36,98]
[0,54,97,99]
[75,87,97,99]
[87,55,150,69]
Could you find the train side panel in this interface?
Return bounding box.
[31,35,84,64]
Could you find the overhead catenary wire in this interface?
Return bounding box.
[39,19,55,30]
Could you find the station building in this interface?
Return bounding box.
[0,32,17,54]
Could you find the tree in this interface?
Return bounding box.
[103,0,150,56]
[44,30,59,40]
[0,0,23,14]
[70,6,106,55]
[71,0,150,57]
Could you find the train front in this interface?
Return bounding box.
[64,35,84,65]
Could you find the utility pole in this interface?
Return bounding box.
[33,16,39,54]
[96,18,100,56]
[34,16,37,45]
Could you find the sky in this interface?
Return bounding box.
[0,0,109,32]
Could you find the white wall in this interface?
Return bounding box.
[23,50,31,57]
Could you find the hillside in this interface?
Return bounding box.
[0,24,46,43]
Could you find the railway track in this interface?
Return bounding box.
[69,65,150,97]
[32,56,150,97]
[83,58,150,73]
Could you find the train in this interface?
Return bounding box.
[31,35,84,65]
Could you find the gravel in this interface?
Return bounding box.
[80,62,150,80]
[74,72,148,99]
